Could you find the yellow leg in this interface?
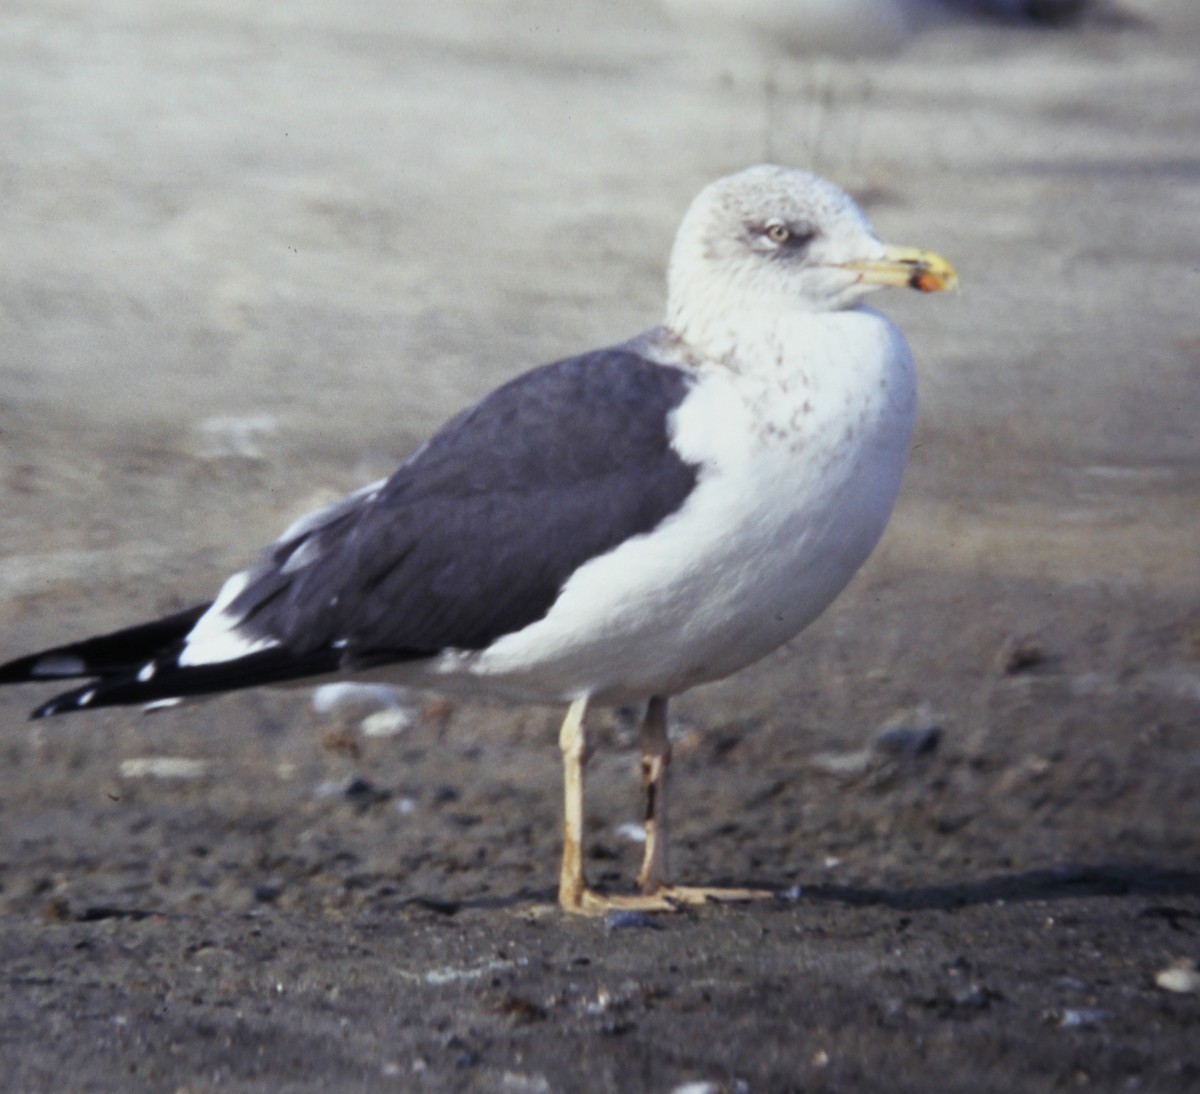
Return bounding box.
[636,695,672,894]
[556,695,773,915]
[557,696,590,911]
[635,696,774,909]
[557,696,679,916]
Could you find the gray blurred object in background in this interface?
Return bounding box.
[661,0,1093,57]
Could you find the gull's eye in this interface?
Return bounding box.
[765,221,791,244]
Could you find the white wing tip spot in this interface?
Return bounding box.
[142,697,183,713]
[32,655,86,677]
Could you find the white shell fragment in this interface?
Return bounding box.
[1155,959,1200,995]
[118,756,210,780]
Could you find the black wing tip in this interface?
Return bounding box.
[31,690,91,720]
[24,646,350,718]
[29,679,120,719]
[0,603,212,688]
[26,666,185,719]
[0,652,75,686]
[31,698,72,720]
[10,626,418,720]
[29,684,183,720]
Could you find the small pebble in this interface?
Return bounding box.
[873,724,942,756]
[344,776,389,804]
[605,910,660,931]
[997,635,1045,675]
[1059,1007,1111,1029]
[1155,959,1200,994]
[362,707,415,738]
[809,749,872,778]
[312,776,388,804]
[615,822,647,844]
[311,682,409,718]
[118,757,209,780]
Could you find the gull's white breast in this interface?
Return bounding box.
[429,308,916,704]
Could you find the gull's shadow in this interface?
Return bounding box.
[57,865,1200,926]
[391,864,1200,919]
[797,863,1200,914]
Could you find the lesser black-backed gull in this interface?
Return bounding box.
[0,165,957,914]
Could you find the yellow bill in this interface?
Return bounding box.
[842,244,959,294]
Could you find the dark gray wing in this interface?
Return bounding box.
[0,605,210,684]
[226,345,699,664]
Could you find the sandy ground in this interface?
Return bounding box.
[2,1,1199,1090]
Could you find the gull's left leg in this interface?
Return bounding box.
[636,695,672,894]
[635,695,775,908]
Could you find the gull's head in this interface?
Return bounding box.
[665,165,956,350]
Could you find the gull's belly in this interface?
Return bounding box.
[660,433,909,686]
